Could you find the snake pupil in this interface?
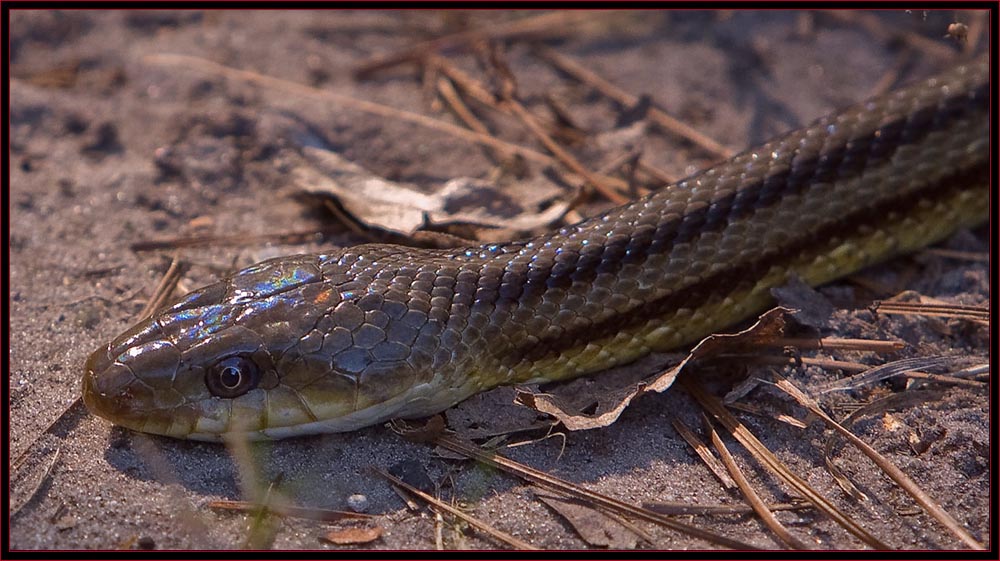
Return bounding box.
[219,366,241,389]
[206,356,261,398]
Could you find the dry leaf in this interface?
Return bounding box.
[534,490,639,549]
[514,307,793,430]
[294,146,570,237]
[393,414,447,443]
[321,525,384,545]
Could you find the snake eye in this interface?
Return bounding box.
[205,356,261,398]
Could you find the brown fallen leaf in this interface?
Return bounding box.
[514,307,793,430]
[391,414,447,444]
[321,525,384,546]
[534,489,641,549]
[294,146,571,237]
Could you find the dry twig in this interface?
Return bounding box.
[433,434,760,550]
[534,44,734,159]
[146,54,558,168]
[682,379,890,549]
[705,416,809,549]
[372,466,538,550]
[671,418,736,490]
[208,500,371,522]
[354,12,599,78]
[773,375,985,550]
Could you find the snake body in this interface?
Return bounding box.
[84,58,989,440]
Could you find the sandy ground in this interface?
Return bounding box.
[8,9,991,550]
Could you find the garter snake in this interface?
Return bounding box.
[83,57,989,441]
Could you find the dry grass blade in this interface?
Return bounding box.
[635,160,677,187]
[671,418,736,490]
[820,10,957,59]
[825,390,948,459]
[130,435,215,548]
[353,11,599,78]
[434,435,760,549]
[944,363,989,380]
[137,252,187,320]
[371,467,538,550]
[208,500,372,522]
[963,11,987,53]
[739,356,983,390]
[145,54,561,168]
[433,56,502,109]
[150,52,643,204]
[534,488,650,548]
[724,402,808,429]
[902,368,987,388]
[533,44,734,159]
[835,389,946,429]
[503,96,630,204]
[435,76,506,163]
[823,454,870,503]
[705,416,809,550]
[10,447,61,517]
[12,399,84,471]
[643,501,811,516]
[319,200,378,241]
[130,226,345,252]
[243,475,283,550]
[431,54,635,198]
[773,376,985,550]
[871,300,989,322]
[681,379,890,549]
[593,506,656,545]
[814,356,975,394]
[597,148,660,194]
[736,354,871,372]
[428,57,514,166]
[771,338,906,352]
[920,248,989,262]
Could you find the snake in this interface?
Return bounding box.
[83,57,988,441]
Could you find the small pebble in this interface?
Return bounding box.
[346,494,369,513]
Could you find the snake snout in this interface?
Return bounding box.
[82,349,116,419]
[82,346,158,433]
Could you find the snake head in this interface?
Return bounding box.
[82,250,442,441]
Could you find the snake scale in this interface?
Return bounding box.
[84,57,988,440]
